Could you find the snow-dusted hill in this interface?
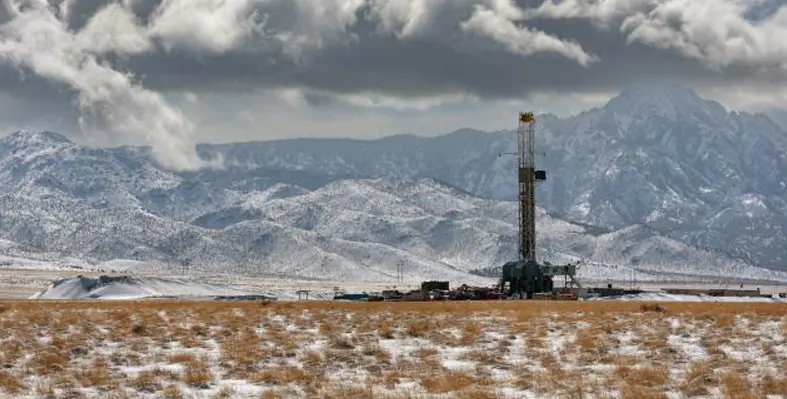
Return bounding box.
[1,128,786,283]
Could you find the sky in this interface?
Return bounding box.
[1,0,787,170]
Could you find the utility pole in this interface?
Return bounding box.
[181,259,191,279]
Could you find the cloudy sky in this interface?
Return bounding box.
[1,0,786,169]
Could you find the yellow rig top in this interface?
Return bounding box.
[519,112,535,123]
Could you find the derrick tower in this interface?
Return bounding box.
[516,111,545,262]
[497,112,581,299]
[500,111,579,299]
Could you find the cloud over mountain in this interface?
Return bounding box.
[2,0,787,149]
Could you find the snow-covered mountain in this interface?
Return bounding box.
[2,82,787,282]
[3,128,784,283]
[180,83,787,272]
[535,83,787,270]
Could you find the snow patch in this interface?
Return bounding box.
[30,275,257,300]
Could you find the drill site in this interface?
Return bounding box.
[326,112,787,304]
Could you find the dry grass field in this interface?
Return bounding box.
[0,300,786,398]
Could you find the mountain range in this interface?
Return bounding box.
[2,82,787,283]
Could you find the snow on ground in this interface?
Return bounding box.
[592,292,787,303]
[21,272,787,303]
[94,259,153,272]
[0,255,146,273]
[0,300,785,398]
[29,275,259,300]
[26,275,376,301]
[0,255,75,271]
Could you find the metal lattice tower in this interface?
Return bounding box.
[499,112,580,298]
[517,112,542,262]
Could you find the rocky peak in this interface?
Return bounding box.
[1,130,74,152]
[603,81,729,123]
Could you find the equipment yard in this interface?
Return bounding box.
[1,299,787,399]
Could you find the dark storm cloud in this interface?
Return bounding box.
[2,0,786,167]
[54,0,787,101]
[116,11,760,103]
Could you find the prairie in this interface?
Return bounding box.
[1,300,785,398]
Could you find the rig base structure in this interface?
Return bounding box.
[500,260,552,299]
[499,260,579,299]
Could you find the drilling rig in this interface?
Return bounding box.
[499,112,579,299]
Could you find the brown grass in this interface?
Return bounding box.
[132,370,162,393]
[574,327,597,350]
[625,365,670,388]
[0,370,24,393]
[251,366,312,385]
[722,371,756,399]
[182,358,212,388]
[75,357,114,388]
[1,299,786,398]
[619,383,667,399]
[760,374,787,395]
[421,371,474,393]
[404,318,432,337]
[459,321,484,346]
[162,383,182,399]
[455,388,505,399]
[259,390,279,399]
[680,360,716,396]
[169,352,196,364]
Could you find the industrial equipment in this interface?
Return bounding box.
[498,112,580,299]
[421,281,449,291]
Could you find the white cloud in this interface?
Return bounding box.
[525,0,787,71]
[527,0,656,27]
[75,3,152,55]
[367,0,596,65]
[621,0,787,71]
[148,0,267,54]
[367,0,452,38]
[0,1,203,170]
[275,87,477,111]
[333,92,476,110]
[273,0,365,61]
[461,2,596,66]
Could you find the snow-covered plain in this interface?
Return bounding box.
[1,300,786,398]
